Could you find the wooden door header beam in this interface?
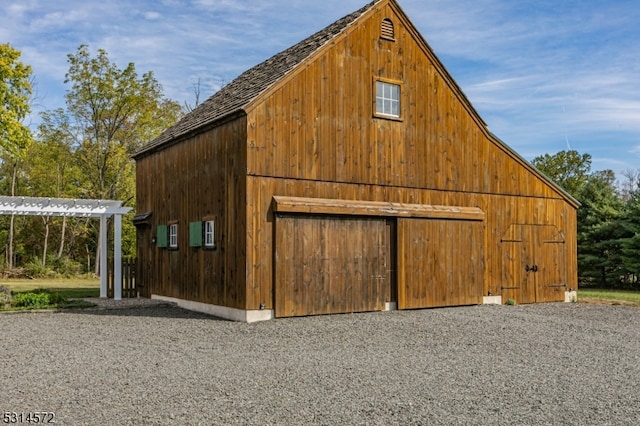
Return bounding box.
[272,196,484,221]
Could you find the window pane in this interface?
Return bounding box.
[204,220,215,247]
[391,85,399,99]
[375,81,400,117]
[169,224,178,248]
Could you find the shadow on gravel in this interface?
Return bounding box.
[65,304,228,321]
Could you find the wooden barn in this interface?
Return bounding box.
[133,0,578,322]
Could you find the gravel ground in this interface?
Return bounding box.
[2,302,640,425]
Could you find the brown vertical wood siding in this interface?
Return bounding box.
[241,3,577,310]
[275,215,392,317]
[135,117,248,309]
[500,224,569,303]
[244,3,560,201]
[245,176,576,310]
[135,0,578,315]
[397,218,483,309]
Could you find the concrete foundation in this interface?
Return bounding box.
[564,290,578,303]
[151,295,275,323]
[483,295,502,305]
[151,291,579,321]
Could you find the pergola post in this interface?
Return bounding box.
[114,214,122,301]
[100,214,108,298]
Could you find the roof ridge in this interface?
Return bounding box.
[135,0,382,157]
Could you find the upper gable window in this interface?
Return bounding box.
[375,80,401,119]
[381,18,395,41]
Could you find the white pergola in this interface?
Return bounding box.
[0,196,132,300]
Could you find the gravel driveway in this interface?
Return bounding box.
[2,302,640,425]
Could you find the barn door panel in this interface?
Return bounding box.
[275,215,392,317]
[500,226,535,304]
[397,218,483,309]
[536,227,568,302]
[500,224,566,304]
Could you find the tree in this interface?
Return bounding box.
[576,170,626,287]
[620,191,640,286]
[531,150,592,197]
[618,169,640,202]
[61,45,182,272]
[0,43,34,268]
[65,45,182,201]
[23,109,82,266]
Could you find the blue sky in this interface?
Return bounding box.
[2,0,639,176]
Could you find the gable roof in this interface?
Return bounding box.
[132,0,578,208]
[134,0,383,158]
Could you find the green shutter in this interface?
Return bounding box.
[156,225,168,248]
[189,221,203,247]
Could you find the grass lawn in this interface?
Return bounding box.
[579,288,640,307]
[1,277,100,299]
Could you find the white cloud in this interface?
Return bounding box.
[143,11,162,20]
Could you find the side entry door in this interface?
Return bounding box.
[501,224,566,304]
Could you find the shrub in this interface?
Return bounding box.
[23,258,55,278]
[48,255,83,277]
[12,291,51,308]
[506,298,517,306]
[12,289,67,309]
[48,291,67,305]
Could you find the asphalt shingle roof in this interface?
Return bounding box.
[135,0,381,158]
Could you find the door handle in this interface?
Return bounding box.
[525,264,539,273]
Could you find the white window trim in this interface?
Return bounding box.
[169,223,178,249]
[374,79,402,120]
[204,220,215,248]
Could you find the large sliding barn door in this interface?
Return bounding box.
[501,224,567,303]
[397,218,484,309]
[275,215,392,317]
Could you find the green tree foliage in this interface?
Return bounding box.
[28,109,81,198]
[533,150,640,288]
[621,192,640,282]
[531,150,592,198]
[576,170,626,287]
[21,109,84,267]
[1,45,182,274]
[60,46,181,263]
[64,44,182,201]
[0,43,32,157]
[0,43,34,268]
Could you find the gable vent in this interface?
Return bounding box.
[381,18,395,40]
